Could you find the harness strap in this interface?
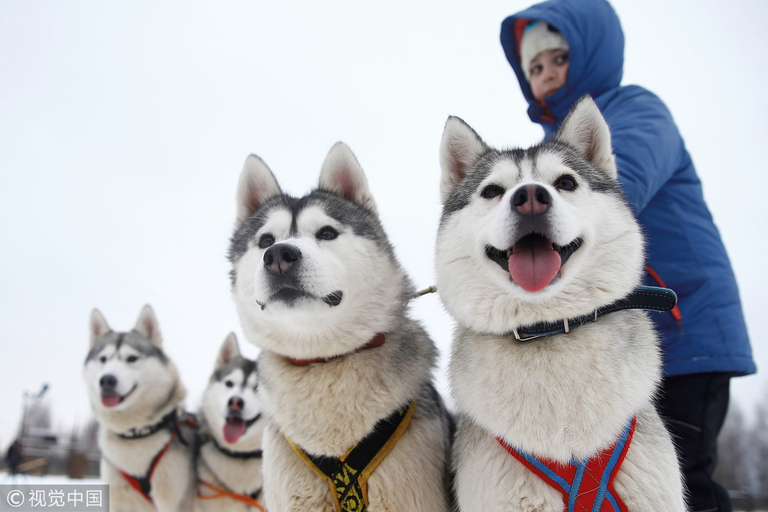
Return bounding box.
[116,409,179,440]
[211,437,263,460]
[289,333,385,366]
[287,400,417,512]
[213,443,263,460]
[118,429,177,503]
[497,417,636,512]
[198,479,265,511]
[512,286,677,341]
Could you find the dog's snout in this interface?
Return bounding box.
[228,396,245,411]
[99,374,117,389]
[511,185,551,216]
[263,243,301,276]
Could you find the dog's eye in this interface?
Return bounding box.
[99,356,107,364]
[480,185,505,199]
[125,355,138,363]
[258,234,275,249]
[225,381,234,388]
[316,226,339,241]
[555,175,578,191]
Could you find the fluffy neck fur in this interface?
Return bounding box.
[199,438,264,496]
[450,311,660,462]
[258,317,436,456]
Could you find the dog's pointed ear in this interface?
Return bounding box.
[235,155,282,230]
[134,305,163,348]
[215,332,241,370]
[439,116,488,204]
[90,309,111,348]
[555,96,617,179]
[318,142,378,215]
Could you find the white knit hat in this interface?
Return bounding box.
[519,21,569,81]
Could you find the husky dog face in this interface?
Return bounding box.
[83,306,184,422]
[229,143,412,359]
[201,333,264,450]
[437,97,644,332]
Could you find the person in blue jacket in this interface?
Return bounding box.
[500,1,756,510]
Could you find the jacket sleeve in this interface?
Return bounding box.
[605,88,684,215]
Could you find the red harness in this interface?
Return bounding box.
[497,417,636,512]
[119,430,177,503]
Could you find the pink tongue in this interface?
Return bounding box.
[101,395,121,408]
[223,418,246,444]
[509,239,562,292]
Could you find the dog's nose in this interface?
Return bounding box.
[99,374,117,389]
[228,397,244,411]
[263,243,301,276]
[511,184,550,216]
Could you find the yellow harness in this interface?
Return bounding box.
[287,400,416,512]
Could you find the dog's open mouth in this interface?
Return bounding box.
[100,384,137,408]
[223,413,261,444]
[485,234,583,292]
[223,415,246,444]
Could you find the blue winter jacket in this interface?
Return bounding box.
[500,0,755,377]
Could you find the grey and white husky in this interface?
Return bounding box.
[83,305,197,512]
[228,143,453,511]
[197,332,266,511]
[437,97,686,511]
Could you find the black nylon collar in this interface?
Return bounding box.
[212,438,263,460]
[116,409,178,440]
[511,286,677,342]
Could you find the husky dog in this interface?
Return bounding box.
[228,143,453,512]
[437,97,686,511]
[83,305,197,512]
[197,332,266,511]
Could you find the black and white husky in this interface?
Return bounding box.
[83,305,197,512]
[228,143,453,511]
[197,333,266,511]
[437,97,686,511]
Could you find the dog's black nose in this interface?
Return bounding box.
[511,184,551,216]
[228,397,244,411]
[263,243,301,276]
[99,374,117,389]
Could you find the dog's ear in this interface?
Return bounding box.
[555,96,617,179]
[318,142,378,215]
[439,116,488,204]
[215,332,241,370]
[134,304,163,348]
[90,309,111,348]
[235,155,283,230]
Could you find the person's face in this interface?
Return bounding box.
[528,49,569,101]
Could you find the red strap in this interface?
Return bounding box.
[119,430,177,503]
[498,418,635,512]
[198,480,266,511]
[644,265,682,323]
[288,333,385,366]
[119,470,154,503]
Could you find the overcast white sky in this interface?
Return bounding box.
[1,1,766,450]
